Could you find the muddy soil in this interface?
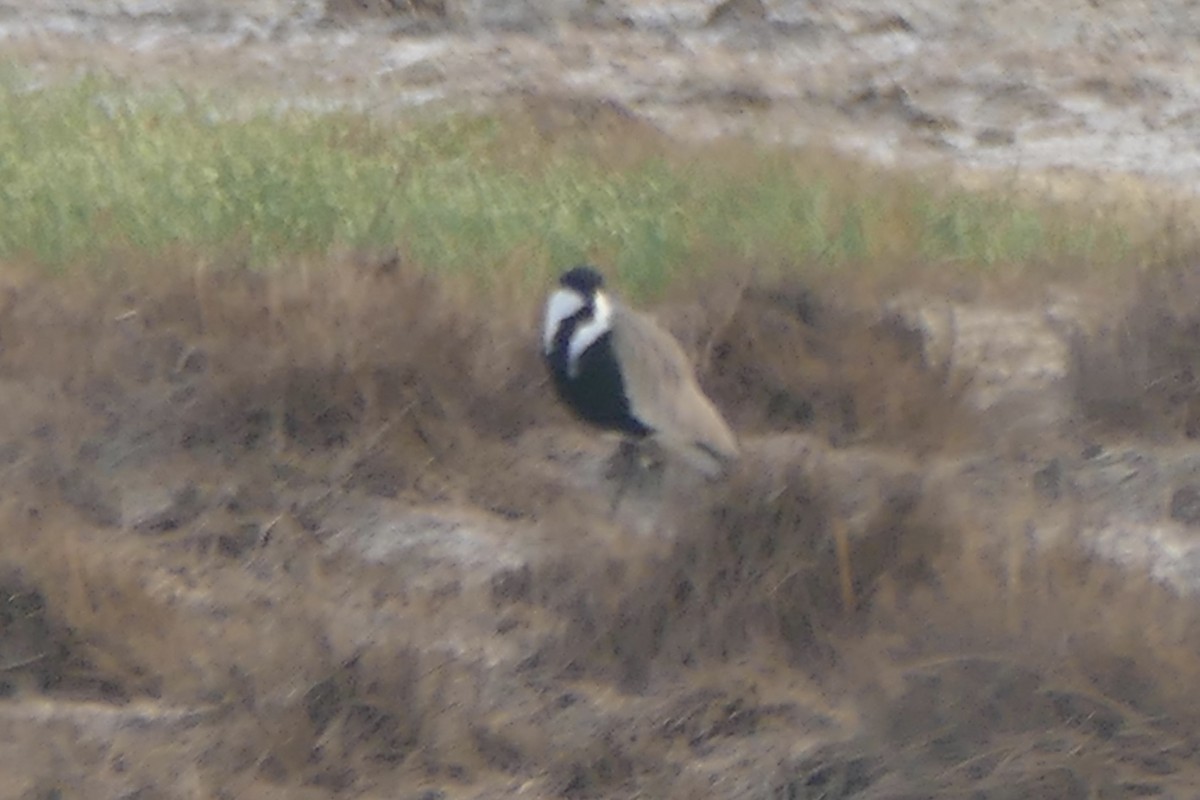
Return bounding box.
[4,0,1200,197]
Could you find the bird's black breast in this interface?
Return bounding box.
[546,329,650,438]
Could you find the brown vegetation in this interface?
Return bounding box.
[1066,252,1200,439]
[0,254,1199,798]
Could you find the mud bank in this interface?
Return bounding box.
[4,0,1200,196]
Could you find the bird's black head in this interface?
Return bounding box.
[559,265,606,297]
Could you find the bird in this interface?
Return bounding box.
[541,265,740,483]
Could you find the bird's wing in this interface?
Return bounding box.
[609,302,693,423]
[610,303,740,475]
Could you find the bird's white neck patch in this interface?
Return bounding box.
[567,291,613,377]
[543,288,586,354]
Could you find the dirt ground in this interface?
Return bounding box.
[6,2,1200,799]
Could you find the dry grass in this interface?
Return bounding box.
[846,534,1200,798]
[0,250,1199,797]
[692,276,975,451]
[1066,251,1200,439]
